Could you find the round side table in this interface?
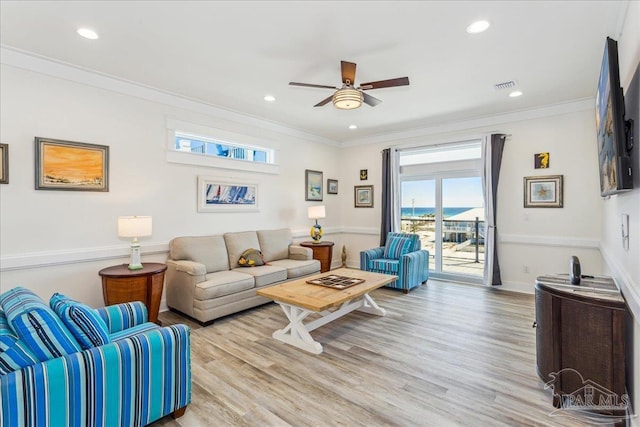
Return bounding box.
[98,263,167,325]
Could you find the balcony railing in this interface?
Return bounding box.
[401,217,485,273]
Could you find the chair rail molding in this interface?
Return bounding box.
[600,243,640,322]
[500,234,600,249]
[0,243,169,271]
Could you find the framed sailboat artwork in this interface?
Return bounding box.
[197,176,259,212]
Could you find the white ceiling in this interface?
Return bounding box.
[0,1,629,143]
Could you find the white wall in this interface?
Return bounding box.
[599,2,640,424]
[0,61,342,307]
[340,105,604,292]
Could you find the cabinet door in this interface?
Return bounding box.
[559,298,614,395]
[535,288,555,381]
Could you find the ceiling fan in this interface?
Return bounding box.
[289,60,410,110]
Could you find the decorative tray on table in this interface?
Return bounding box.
[306,275,365,289]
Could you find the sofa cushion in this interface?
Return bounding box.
[268,259,320,279]
[231,265,287,287]
[170,235,230,273]
[370,258,399,274]
[383,236,413,259]
[0,287,81,362]
[195,271,255,300]
[224,231,261,268]
[0,310,39,374]
[237,248,265,267]
[50,293,111,350]
[257,228,292,262]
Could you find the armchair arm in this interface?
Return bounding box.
[165,260,206,317]
[0,324,191,426]
[359,247,385,270]
[289,245,312,261]
[399,249,430,288]
[95,301,148,334]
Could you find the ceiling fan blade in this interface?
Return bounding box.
[362,92,382,107]
[314,95,334,107]
[289,82,338,90]
[341,61,357,85]
[359,77,410,90]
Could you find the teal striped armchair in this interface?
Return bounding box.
[360,232,429,293]
[0,287,191,427]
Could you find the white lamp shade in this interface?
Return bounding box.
[307,206,326,220]
[118,216,152,238]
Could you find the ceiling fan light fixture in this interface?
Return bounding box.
[332,88,363,110]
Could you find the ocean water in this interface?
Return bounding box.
[401,207,475,218]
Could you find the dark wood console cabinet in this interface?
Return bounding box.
[535,275,629,414]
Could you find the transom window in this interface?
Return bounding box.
[174,132,271,163]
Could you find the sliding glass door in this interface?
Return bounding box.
[399,141,484,282]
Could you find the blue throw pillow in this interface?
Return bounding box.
[383,236,413,259]
[0,287,81,362]
[0,310,39,374]
[50,293,110,350]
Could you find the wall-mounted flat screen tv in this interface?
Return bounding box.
[595,37,633,196]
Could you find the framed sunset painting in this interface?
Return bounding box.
[35,137,109,191]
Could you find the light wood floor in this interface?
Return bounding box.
[151,280,601,427]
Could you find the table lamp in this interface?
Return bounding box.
[307,206,326,243]
[118,216,152,270]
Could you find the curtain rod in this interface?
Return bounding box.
[388,133,512,153]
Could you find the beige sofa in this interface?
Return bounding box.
[165,228,320,325]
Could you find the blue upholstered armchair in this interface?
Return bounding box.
[0,287,191,427]
[360,232,429,293]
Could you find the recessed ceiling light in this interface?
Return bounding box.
[348,124,358,130]
[263,95,276,102]
[466,20,490,34]
[509,91,523,97]
[77,28,99,40]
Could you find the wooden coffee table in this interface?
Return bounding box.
[256,268,397,354]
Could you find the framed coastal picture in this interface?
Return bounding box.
[197,176,259,212]
[305,169,323,201]
[524,175,563,208]
[35,137,109,191]
[0,143,8,184]
[327,179,338,195]
[354,185,374,208]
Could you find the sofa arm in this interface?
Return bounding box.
[165,260,206,317]
[0,324,192,426]
[168,259,206,276]
[359,247,385,270]
[289,245,313,261]
[95,301,148,334]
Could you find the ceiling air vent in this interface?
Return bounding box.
[494,80,518,90]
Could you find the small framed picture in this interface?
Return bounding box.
[354,185,374,208]
[0,143,8,184]
[327,179,338,195]
[305,169,323,201]
[535,152,550,169]
[35,137,109,191]
[524,175,563,208]
[360,169,368,180]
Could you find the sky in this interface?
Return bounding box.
[401,177,484,207]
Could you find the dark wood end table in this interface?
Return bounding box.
[98,262,167,325]
[300,241,334,273]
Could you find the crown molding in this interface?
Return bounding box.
[0,45,337,147]
[341,98,595,147]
